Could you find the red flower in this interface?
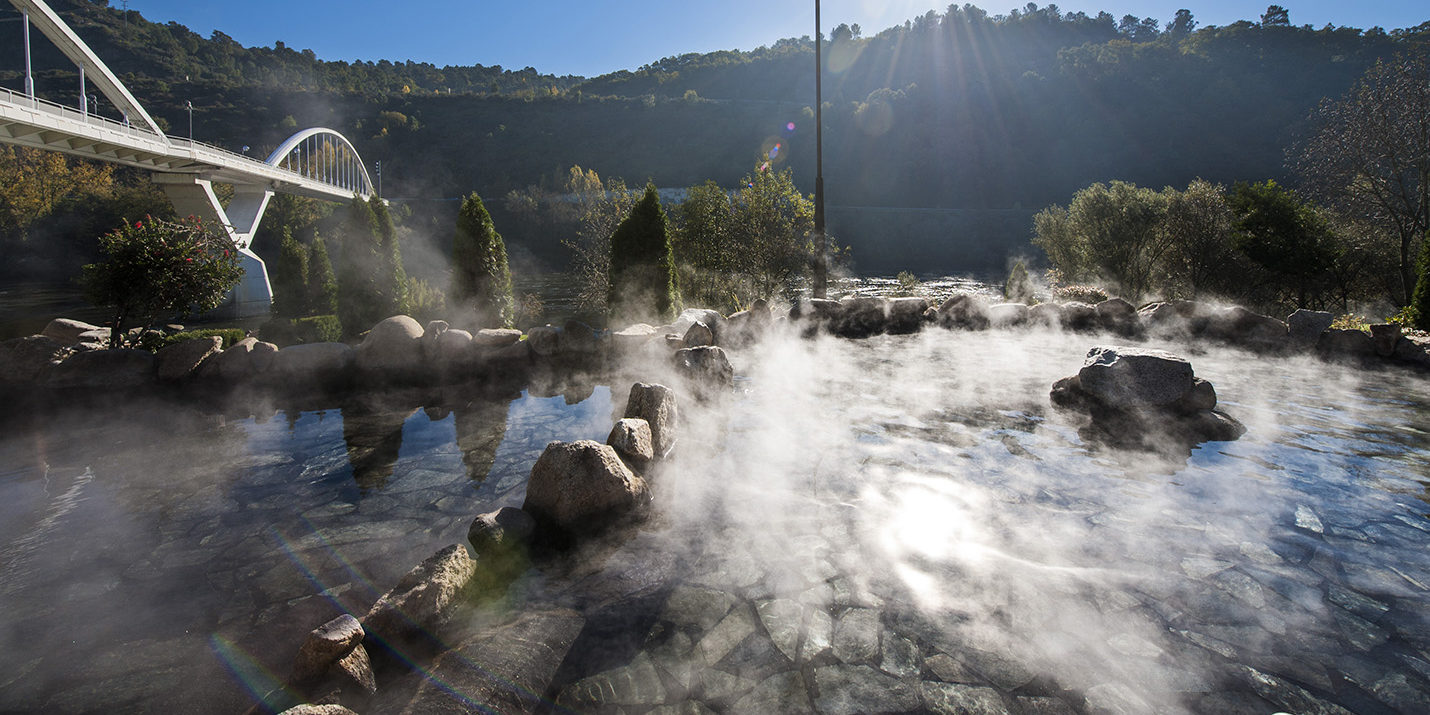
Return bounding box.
[135,221,143,229]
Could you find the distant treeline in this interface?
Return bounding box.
[2,1,1428,275]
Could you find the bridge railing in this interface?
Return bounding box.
[0,84,165,143]
[2,86,365,195]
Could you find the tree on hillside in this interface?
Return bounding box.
[608,184,678,323]
[1161,179,1242,299]
[1260,5,1290,27]
[1032,181,1168,302]
[561,166,637,313]
[306,233,338,315]
[333,195,408,336]
[1298,54,1430,306]
[1228,180,1341,309]
[450,193,514,329]
[270,227,309,318]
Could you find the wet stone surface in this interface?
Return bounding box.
[5,329,1430,713]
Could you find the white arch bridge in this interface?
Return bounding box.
[0,0,377,317]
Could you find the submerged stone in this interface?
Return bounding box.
[361,543,477,645]
[920,681,1008,715]
[813,664,921,715]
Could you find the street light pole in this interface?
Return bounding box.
[186,100,193,139]
[22,10,33,98]
[812,0,828,298]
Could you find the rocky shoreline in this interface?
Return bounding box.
[1,294,1421,714]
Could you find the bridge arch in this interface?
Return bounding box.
[267,128,376,198]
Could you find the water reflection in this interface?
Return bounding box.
[340,401,413,493]
[453,393,516,483]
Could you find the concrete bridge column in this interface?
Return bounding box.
[152,174,275,319]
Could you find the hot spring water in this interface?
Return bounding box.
[2,327,1429,713]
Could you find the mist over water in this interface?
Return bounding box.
[1,325,1429,712]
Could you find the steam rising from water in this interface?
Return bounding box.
[623,325,1430,711]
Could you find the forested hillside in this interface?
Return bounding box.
[3,1,1427,274]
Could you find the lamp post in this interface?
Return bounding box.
[186,100,193,140]
[813,0,828,299]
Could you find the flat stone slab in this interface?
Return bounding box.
[399,608,584,714]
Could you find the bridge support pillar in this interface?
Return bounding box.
[153,175,275,319]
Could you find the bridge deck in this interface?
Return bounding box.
[0,87,368,202]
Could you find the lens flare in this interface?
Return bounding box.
[768,143,781,160]
[786,121,797,131]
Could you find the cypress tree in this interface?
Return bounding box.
[270,227,309,317]
[1412,234,1430,331]
[450,193,514,329]
[335,195,383,336]
[370,196,410,317]
[306,233,338,315]
[608,183,678,323]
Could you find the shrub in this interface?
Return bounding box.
[1052,284,1109,304]
[81,215,244,348]
[1004,260,1035,304]
[156,328,247,350]
[259,315,343,346]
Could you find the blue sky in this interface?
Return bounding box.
[125,1,1427,77]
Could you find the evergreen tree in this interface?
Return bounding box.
[270,227,309,317]
[608,183,678,323]
[334,195,384,336]
[370,196,410,316]
[450,193,514,329]
[1412,234,1430,331]
[306,233,338,315]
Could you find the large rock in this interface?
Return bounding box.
[1205,306,1288,349]
[155,336,223,381]
[682,321,715,348]
[356,315,424,374]
[790,298,840,323]
[434,328,474,367]
[45,348,156,389]
[1095,298,1138,335]
[41,318,102,345]
[1370,323,1401,358]
[726,300,773,345]
[608,417,655,469]
[398,609,584,715]
[472,328,522,348]
[1393,337,1430,367]
[674,345,734,389]
[1053,346,1245,448]
[271,343,354,380]
[1077,346,1194,409]
[1317,329,1376,360]
[362,544,477,645]
[676,308,728,344]
[1028,302,1064,328]
[467,506,536,556]
[216,337,278,381]
[560,320,601,354]
[522,440,651,533]
[292,614,365,682]
[1061,301,1098,330]
[526,325,561,357]
[937,294,990,330]
[626,383,678,458]
[0,335,72,383]
[611,323,659,355]
[886,297,930,334]
[1287,309,1334,348]
[834,297,888,338]
[987,302,1030,328]
[421,320,450,360]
